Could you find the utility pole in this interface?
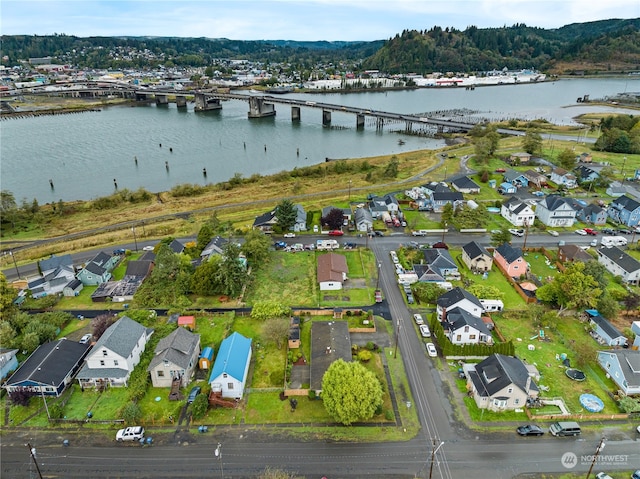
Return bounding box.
[522,219,530,250]
[428,439,445,479]
[9,250,20,279]
[585,437,606,479]
[26,443,43,479]
[393,320,401,359]
[131,227,138,252]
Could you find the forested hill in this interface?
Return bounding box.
[362,18,640,74]
[1,18,638,74]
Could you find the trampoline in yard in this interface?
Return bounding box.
[580,393,604,412]
[565,368,586,381]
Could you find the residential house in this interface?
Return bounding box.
[576,203,607,225]
[597,246,640,285]
[494,243,527,278]
[76,251,119,286]
[77,316,154,389]
[62,279,83,297]
[382,193,400,214]
[436,287,483,320]
[575,165,600,184]
[200,236,228,260]
[413,264,446,283]
[147,327,201,388]
[550,167,577,188]
[480,299,504,313]
[585,310,628,347]
[508,152,532,165]
[354,207,373,232]
[317,253,349,290]
[606,184,627,198]
[633,321,640,349]
[501,197,535,227]
[0,348,19,381]
[4,339,90,397]
[523,170,548,189]
[535,195,578,227]
[577,152,593,163]
[442,307,494,345]
[39,254,74,277]
[558,244,595,264]
[209,332,252,400]
[253,209,278,232]
[91,259,154,302]
[421,248,460,280]
[597,350,640,396]
[608,195,640,227]
[450,175,481,194]
[461,241,493,273]
[168,239,185,254]
[467,354,539,411]
[430,188,464,213]
[503,169,529,188]
[321,205,352,226]
[310,321,352,394]
[292,204,308,232]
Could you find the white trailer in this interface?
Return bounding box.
[601,236,628,247]
[316,239,340,250]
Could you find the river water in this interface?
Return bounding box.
[1,77,638,203]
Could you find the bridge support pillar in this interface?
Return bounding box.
[175,96,187,108]
[291,106,300,121]
[356,114,365,129]
[322,110,331,126]
[135,93,149,102]
[248,97,276,118]
[376,117,384,131]
[155,94,169,105]
[405,121,413,133]
[194,93,222,112]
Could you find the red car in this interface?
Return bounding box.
[495,168,506,173]
[328,230,344,236]
[584,228,597,236]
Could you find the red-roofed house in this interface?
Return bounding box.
[317,253,349,291]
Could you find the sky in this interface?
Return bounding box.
[2,0,639,41]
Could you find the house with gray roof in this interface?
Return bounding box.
[77,316,154,389]
[28,263,76,298]
[77,251,119,285]
[436,287,483,320]
[200,236,228,260]
[413,264,445,283]
[502,169,529,188]
[421,248,460,280]
[354,207,373,232]
[597,349,640,396]
[494,243,527,278]
[39,254,74,277]
[4,339,90,397]
[501,197,535,227]
[450,175,480,194]
[550,167,577,188]
[148,327,200,388]
[607,194,640,227]
[0,348,19,382]
[575,165,599,183]
[576,203,607,225]
[535,194,578,227]
[292,204,308,232]
[461,241,493,273]
[467,354,539,411]
[310,321,352,394]
[442,307,493,345]
[596,246,640,285]
[253,209,277,232]
[62,278,83,297]
[585,310,628,347]
[523,170,547,189]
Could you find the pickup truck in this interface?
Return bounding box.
[411,230,427,236]
[116,426,145,442]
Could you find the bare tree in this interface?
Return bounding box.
[262,318,291,349]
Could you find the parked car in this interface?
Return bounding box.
[508,228,524,237]
[617,228,632,234]
[516,424,544,436]
[595,473,613,479]
[406,293,414,304]
[283,233,296,238]
[413,314,424,325]
[631,471,640,479]
[419,324,431,338]
[187,386,202,404]
[328,230,344,236]
[601,228,615,235]
[495,168,506,173]
[584,228,597,235]
[113,248,126,255]
[274,241,287,249]
[79,334,92,345]
[142,245,155,251]
[116,426,145,442]
[374,290,382,303]
[574,229,587,235]
[547,230,559,236]
[374,231,384,237]
[426,342,437,357]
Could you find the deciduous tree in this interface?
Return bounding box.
[535,262,601,314]
[321,208,345,230]
[321,359,383,426]
[262,318,291,349]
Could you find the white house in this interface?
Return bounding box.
[597,246,640,285]
[550,167,577,189]
[436,287,483,320]
[209,332,252,400]
[317,253,349,290]
[597,350,640,396]
[76,316,154,389]
[501,197,535,227]
[442,308,493,345]
[535,195,578,227]
[147,327,201,388]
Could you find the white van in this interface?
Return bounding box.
[601,236,628,247]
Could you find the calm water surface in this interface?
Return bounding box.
[1,77,638,203]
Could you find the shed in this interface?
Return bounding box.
[199,346,214,370]
[178,315,196,331]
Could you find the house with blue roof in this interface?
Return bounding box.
[607,194,640,227]
[209,332,252,400]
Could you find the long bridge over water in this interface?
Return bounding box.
[3,84,526,137]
